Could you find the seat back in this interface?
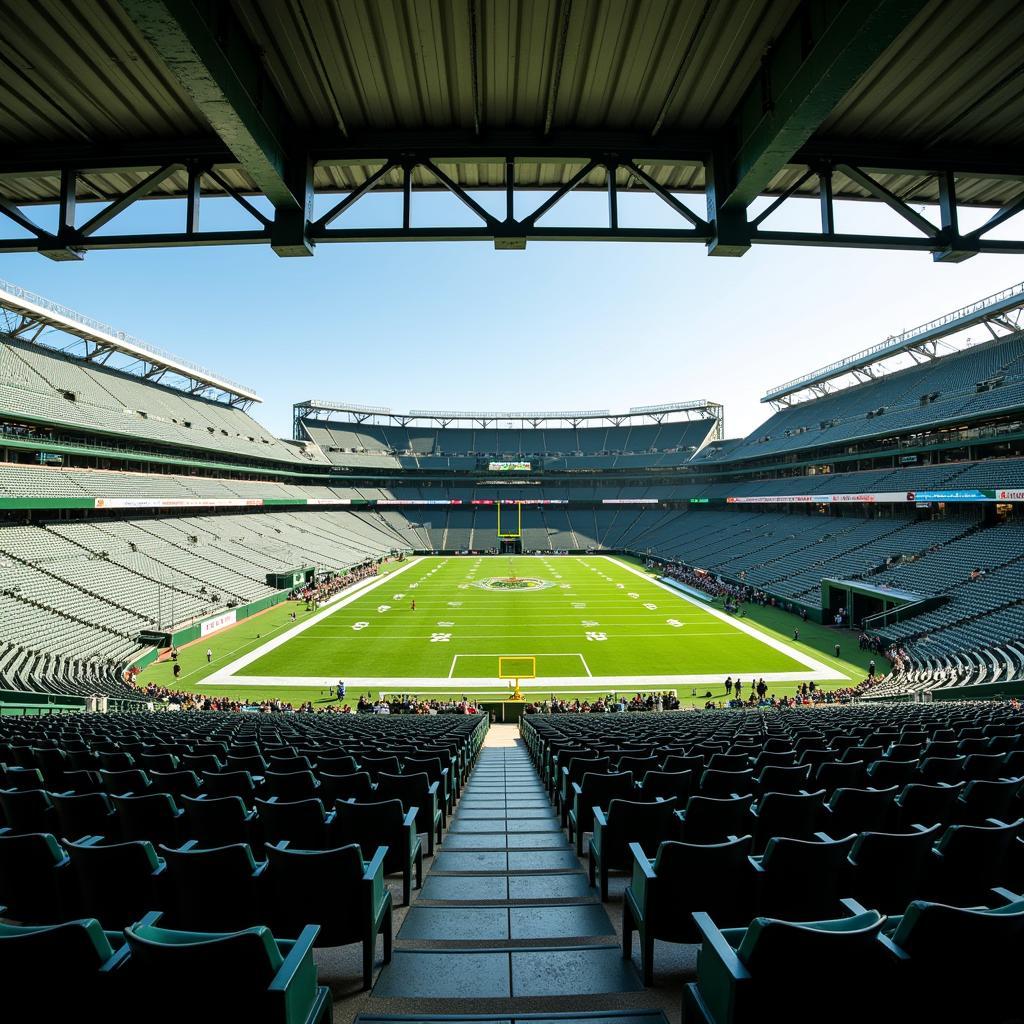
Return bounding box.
[181,795,252,845]
[602,798,678,869]
[682,794,754,843]
[123,924,286,1020]
[638,769,692,802]
[738,911,883,973]
[65,839,162,928]
[263,843,367,944]
[160,843,262,931]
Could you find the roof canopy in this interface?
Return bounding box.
[0,0,1021,259]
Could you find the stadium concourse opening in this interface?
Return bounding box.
[2,2,1024,1023]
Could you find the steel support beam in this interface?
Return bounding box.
[117,0,314,255]
[708,0,929,254]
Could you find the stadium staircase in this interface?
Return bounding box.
[359,727,674,1024]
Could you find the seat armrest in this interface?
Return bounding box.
[692,911,752,982]
[103,911,164,972]
[178,839,200,851]
[268,923,321,991]
[838,897,872,916]
[364,846,388,882]
[991,886,1023,904]
[571,781,584,797]
[629,841,656,878]
[403,807,419,828]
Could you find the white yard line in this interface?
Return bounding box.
[603,555,846,681]
[205,557,422,684]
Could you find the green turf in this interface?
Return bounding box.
[137,555,878,707]
[237,555,808,679]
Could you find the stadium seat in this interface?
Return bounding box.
[847,825,942,913]
[111,792,184,847]
[634,769,693,804]
[122,919,332,1023]
[331,799,421,905]
[678,794,754,844]
[879,894,1024,1021]
[160,841,266,932]
[99,769,151,796]
[894,782,963,828]
[953,779,1020,824]
[567,770,635,856]
[201,770,258,801]
[699,768,754,797]
[64,837,165,928]
[317,754,360,775]
[0,917,130,1008]
[402,756,452,818]
[51,791,117,842]
[181,795,257,847]
[822,786,897,836]
[0,788,55,833]
[928,818,1024,902]
[752,764,811,796]
[662,753,705,775]
[917,756,965,785]
[588,797,679,901]
[264,770,320,802]
[623,835,755,984]
[263,842,392,989]
[0,831,71,922]
[752,834,857,919]
[865,759,918,788]
[685,905,885,1024]
[361,755,401,776]
[317,771,374,804]
[255,798,331,851]
[373,772,442,855]
[147,769,203,798]
[557,755,610,824]
[750,790,825,853]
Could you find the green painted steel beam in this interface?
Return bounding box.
[714,0,930,227]
[117,0,313,255]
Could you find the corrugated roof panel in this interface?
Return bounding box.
[0,0,1020,213]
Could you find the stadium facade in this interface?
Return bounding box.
[1,279,1023,704]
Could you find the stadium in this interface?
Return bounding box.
[1,2,1023,1022]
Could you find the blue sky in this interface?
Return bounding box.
[1,188,1022,441]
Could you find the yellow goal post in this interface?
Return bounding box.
[498,656,536,680]
[496,501,522,538]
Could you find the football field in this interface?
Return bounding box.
[203,555,847,698]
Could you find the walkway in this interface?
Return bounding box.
[362,724,667,1019]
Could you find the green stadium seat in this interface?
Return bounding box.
[263,842,392,989]
[589,797,679,901]
[685,904,885,1024]
[0,832,71,922]
[64,837,165,928]
[160,841,266,931]
[373,772,442,855]
[122,919,331,1023]
[181,794,257,847]
[331,798,421,906]
[623,835,754,984]
[568,770,635,856]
